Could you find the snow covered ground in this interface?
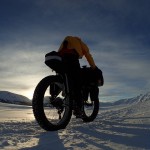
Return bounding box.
[0,94,150,150]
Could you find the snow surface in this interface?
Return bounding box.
[0,92,150,150]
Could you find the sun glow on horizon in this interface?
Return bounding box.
[21,88,35,100]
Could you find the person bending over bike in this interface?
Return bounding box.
[58,36,98,117]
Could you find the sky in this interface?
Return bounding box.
[0,0,150,102]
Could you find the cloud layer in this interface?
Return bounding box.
[0,0,150,101]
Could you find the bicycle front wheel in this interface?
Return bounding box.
[32,75,72,131]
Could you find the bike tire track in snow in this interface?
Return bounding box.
[0,100,150,150]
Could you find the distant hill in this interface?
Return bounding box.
[101,92,150,107]
[0,91,31,106]
[0,90,150,107]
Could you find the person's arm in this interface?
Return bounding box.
[80,40,96,69]
[84,51,96,69]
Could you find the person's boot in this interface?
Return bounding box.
[73,106,84,118]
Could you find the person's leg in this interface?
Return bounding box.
[66,61,82,107]
[64,55,83,117]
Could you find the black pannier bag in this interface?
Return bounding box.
[81,66,104,86]
[45,51,63,72]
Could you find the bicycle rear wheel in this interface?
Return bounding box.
[82,86,99,122]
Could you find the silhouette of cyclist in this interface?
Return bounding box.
[58,36,99,117]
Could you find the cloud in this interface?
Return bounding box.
[0,0,150,100]
[89,36,150,100]
[0,45,55,97]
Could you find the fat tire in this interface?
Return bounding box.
[32,75,72,131]
[82,99,99,122]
